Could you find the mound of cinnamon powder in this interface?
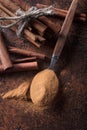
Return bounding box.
[30,69,59,106]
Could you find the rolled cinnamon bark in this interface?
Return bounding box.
[38,16,61,33]
[24,29,45,44]
[25,35,41,48]
[12,0,30,11]
[36,35,46,43]
[13,57,37,63]
[36,3,87,22]
[0,0,19,12]
[0,3,15,17]
[0,32,13,70]
[30,19,48,36]
[0,8,16,31]
[8,46,46,60]
[0,62,38,73]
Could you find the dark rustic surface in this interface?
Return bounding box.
[0,0,87,130]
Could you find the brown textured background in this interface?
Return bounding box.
[0,0,87,130]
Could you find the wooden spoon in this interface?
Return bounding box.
[30,0,79,106]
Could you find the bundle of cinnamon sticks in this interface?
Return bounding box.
[0,32,47,73]
[0,0,87,74]
[0,1,51,73]
[0,0,61,48]
[0,1,86,48]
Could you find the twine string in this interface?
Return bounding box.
[0,6,53,36]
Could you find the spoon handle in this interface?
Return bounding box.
[49,0,79,69]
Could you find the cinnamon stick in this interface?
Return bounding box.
[0,62,38,73]
[0,8,16,31]
[0,3,15,17]
[0,0,19,13]
[30,19,48,36]
[25,34,41,48]
[38,16,61,33]
[36,3,87,22]
[24,29,45,43]
[36,35,46,43]
[13,57,37,63]
[24,29,38,42]
[8,46,46,60]
[0,32,13,70]
[12,0,30,11]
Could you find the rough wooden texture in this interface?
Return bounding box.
[0,0,87,130]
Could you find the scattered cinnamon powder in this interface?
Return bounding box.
[2,81,31,100]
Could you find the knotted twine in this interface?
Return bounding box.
[0,6,53,36]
